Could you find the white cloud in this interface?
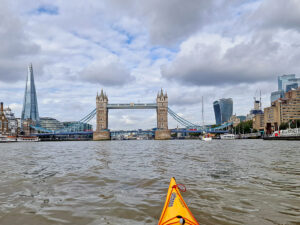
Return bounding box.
[0,1,40,82]
[2,0,300,129]
[80,55,135,86]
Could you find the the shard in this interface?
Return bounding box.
[21,64,40,123]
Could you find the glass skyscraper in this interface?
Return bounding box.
[213,98,233,125]
[278,74,296,91]
[21,64,40,123]
[270,90,284,103]
[286,83,299,92]
[271,74,300,103]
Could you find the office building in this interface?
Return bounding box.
[286,83,298,92]
[272,74,300,103]
[264,88,300,134]
[63,121,92,132]
[278,74,296,91]
[21,64,40,124]
[271,90,284,103]
[39,117,64,131]
[213,98,233,125]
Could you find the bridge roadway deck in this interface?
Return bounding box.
[107,103,157,109]
[36,129,228,136]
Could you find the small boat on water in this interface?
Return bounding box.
[220,134,235,140]
[201,133,212,141]
[158,177,199,225]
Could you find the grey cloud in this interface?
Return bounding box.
[251,0,300,31]
[168,89,216,107]
[108,0,231,46]
[161,31,298,86]
[0,1,40,82]
[80,58,135,86]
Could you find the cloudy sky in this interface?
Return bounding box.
[1,0,300,130]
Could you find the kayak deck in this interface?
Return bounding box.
[158,177,199,225]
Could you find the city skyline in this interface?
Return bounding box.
[1,0,300,129]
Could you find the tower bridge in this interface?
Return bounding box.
[93,89,171,140]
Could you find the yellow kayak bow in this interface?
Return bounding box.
[158,177,199,225]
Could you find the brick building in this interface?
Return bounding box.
[264,88,300,134]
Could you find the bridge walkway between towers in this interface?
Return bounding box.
[107,103,157,109]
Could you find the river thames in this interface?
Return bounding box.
[0,140,299,225]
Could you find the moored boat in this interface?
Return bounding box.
[220,134,235,140]
[263,128,300,140]
[0,135,17,142]
[17,136,40,142]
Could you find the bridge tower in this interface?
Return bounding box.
[93,89,110,140]
[155,89,171,140]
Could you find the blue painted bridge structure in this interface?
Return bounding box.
[31,103,233,135]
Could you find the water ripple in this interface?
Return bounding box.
[0,140,299,225]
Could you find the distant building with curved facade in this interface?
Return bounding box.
[213,98,233,125]
[63,121,92,132]
[39,117,64,131]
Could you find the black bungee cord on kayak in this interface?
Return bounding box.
[177,216,186,224]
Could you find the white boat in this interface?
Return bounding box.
[202,136,212,141]
[17,136,40,142]
[201,133,212,141]
[272,128,300,137]
[0,135,17,143]
[220,134,235,140]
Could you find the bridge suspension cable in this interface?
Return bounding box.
[167,107,233,131]
[30,108,97,133]
[167,108,201,129]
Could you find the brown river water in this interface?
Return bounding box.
[0,140,299,225]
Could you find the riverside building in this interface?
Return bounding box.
[39,117,64,131]
[271,74,300,103]
[4,106,18,135]
[253,113,264,132]
[63,121,92,132]
[264,88,300,134]
[0,102,9,135]
[0,103,18,136]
